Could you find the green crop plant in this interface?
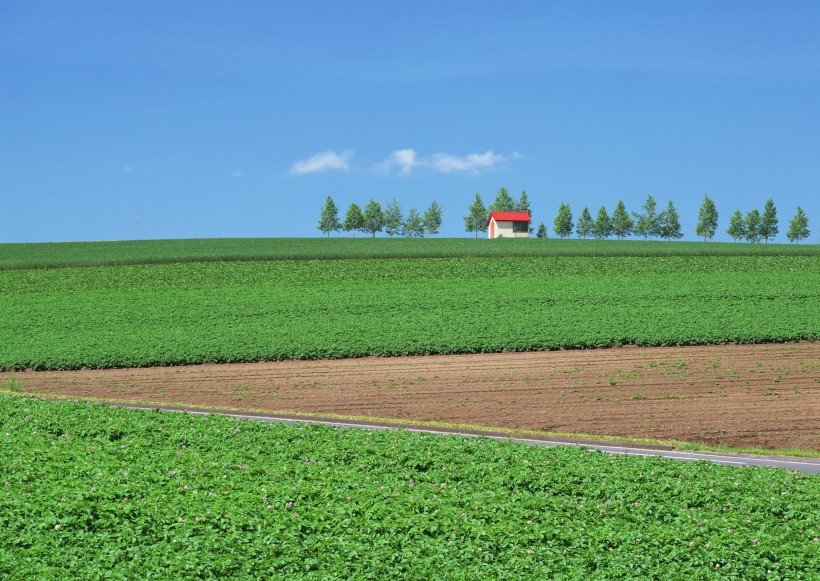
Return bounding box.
[1,396,818,578]
[1,246,819,372]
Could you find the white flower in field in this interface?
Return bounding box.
[54,524,61,530]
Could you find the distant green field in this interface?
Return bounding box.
[1,237,817,269]
[1,396,817,578]
[3,251,819,370]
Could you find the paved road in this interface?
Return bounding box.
[111,402,820,475]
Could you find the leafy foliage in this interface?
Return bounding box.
[383,199,403,237]
[402,208,425,238]
[2,253,820,370]
[489,187,516,213]
[576,207,593,239]
[464,194,488,238]
[553,203,573,239]
[727,210,746,242]
[593,206,612,239]
[787,207,810,244]
[4,237,818,271]
[611,201,633,240]
[363,200,384,238]
[422,201,443,236]
[316,196,341,237]
[633,195,661,240]
[746,209,762,243]
[760,199,779,243]
[343,203,365,236]
[696,194,719,241]
[1,396,817,578]
[658,200,684,240]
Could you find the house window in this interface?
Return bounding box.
[513,221,529,233]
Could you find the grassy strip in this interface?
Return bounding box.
[1,395,817,578]
[2,237,818,270]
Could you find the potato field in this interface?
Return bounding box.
[2,252,819,371]
[1,396,818,578]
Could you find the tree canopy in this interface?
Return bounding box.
[362,199,384,238]
[317,196,341,237]
[423,201,443,236]
[576,207,593,239]
[695,194,718,241]
[786,206,810,243]
[464,193,488,238]
[553,203,573,238]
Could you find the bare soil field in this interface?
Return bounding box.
[3,343,819,450]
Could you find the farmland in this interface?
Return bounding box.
[7,343,818,452]
[1,396,818,578]
[2,236,818,270]
[2,251,820,371]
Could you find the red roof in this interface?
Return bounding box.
[487,211,531,225]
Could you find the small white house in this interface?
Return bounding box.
[487,211,531,239]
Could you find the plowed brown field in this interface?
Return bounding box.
[3,342,819,450]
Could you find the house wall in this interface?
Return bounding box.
[489,219,529,238]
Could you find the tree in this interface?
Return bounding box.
[343,203,364,237]
[535,221,548,239]
[744,209,762,243]
[515,190,531,215]
[611,200,633,240]
[362,199,384,238]
[553,203,573,238]
[726,210,746,241]
[402,207,425,238]
[695,194,718,241]
[593,206,612,239]
[383,199,403,237]
[658,200,683,240]
[317,195,341,237]
[632,195,660,239]
[464,193,488,238]
[760,198,779,243]
[515,190,533,234]
[422,201,443,236]
[576,207,593,238]
[489,187,516,213]
[786,206,810,243]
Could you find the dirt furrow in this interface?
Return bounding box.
[3,342,818,450]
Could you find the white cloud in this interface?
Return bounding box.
[379,148,420,175]
[377,148,510,175]
[290,150,353,175]
[429,150,506,173]
[230,170,244,177]
[121,165,137,172]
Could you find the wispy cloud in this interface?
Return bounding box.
[377,149,510,175]
[378,148,420,175]
[230,170,244,177]
[290,150,353,175]
[429,150,506,173]
[121,165,137,172]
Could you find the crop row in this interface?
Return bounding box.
[1,396,817,578]
[2,256,819,370]
[2,237,818,270]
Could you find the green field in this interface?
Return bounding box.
[2,236,818,270]
[1,396,816,578]
[2,239,819,370]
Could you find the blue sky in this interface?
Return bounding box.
[3,1,819,242]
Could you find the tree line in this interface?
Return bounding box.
[318,196,442,238]
[318,189,813,242]
[465,189,813,243]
